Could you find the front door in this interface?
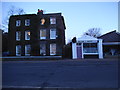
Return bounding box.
[77,44,82,59]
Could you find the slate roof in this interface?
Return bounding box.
[98,30,120,42]
[77,35,98,41]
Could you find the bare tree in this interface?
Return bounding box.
[84,28,101,38]
[2,6,25,32]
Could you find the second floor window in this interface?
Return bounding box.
[25,19,30,26]
[25,31,30,40]
[50,29,56,39]
[41,18,45,25]
[16,31,21,41]
[40,29,46,39]
[50,17,56,24]
[16,20,21,26]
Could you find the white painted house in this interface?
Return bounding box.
[72,35,103,59]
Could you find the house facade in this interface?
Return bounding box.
[8,10,66,57]
[98,30,120,56]
[72,35,103,59]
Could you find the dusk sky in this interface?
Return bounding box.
[1,1,118,43]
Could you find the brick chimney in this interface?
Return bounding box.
[37,9,43,15]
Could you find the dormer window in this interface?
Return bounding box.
[50,17,56,24]
[25,19,30,26]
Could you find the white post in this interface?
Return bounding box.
[72,43,77,59]
[81,43,84,59]
[98,39,103,59]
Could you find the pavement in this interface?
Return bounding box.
[2,58,119,90]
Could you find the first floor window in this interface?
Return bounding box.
[40,44,46,55]
[16,31,21,41]
[25,31,30,40]
[16,20,21,26]
[40,29,46,39]
[50,44,56,55]
[25,45,31,56]
[16,45,21,56]
[50,29,56,39]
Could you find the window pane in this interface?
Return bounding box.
[50,29,56,39]
[16,31,21,41]
[25,31,30,40]
[83,43,98,53]
[16,20,21,26]
[16,45,21,56]
[40,29,46,39]
[50,17,56,24]
[25,45,31,55]
[41,18,45,25]
[50,44,56,55]
[25,19,30,26]
[40,44,46,55]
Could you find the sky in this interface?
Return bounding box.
[1,1,118,43]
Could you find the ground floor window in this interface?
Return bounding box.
[83,43,98,53]
[40,44,46,55]
[16,45,21,56]
[25,45,31,56]
[50,44,56,55]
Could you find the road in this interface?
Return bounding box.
[2,59,119,89]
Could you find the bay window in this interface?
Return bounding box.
[83,43,98,53]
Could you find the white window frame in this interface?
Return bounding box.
[25,19,30,26]
[50,44,56,55]
[16,31,21,41]
[40,44,46,55]
[25,31,30,40]
[25,45,31,56]
[40,29,46,39]
[50,29,56,39]
[16,45,21,56]
[16,20,21,26]
[50,17,56,24]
